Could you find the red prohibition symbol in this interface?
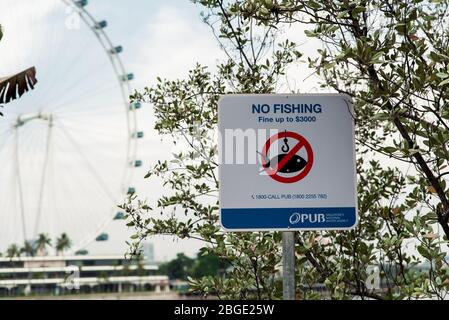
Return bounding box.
[261,131,314,184]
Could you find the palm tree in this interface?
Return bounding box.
[6,244,20,258]
[36,233,52,256]
[55,233,72,256]
[0,24,38,116]
[21,240,36,257]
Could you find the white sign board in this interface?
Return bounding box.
[218,94,357,231]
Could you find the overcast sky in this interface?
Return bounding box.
[85,0,226,260]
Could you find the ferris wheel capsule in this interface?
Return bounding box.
[110,46,123,55]
[133,131,144,139]
[133,160,142,167]
[130,102,141,110]
[75,0,87,7]
[95,233,109,242]
[95,20,108,30]
[122,73,134,82]
[75,249,89,255]
[114,212,125,220]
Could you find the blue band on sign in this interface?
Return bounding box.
[221,207,357,230]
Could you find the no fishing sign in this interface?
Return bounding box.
[218,94,357,231]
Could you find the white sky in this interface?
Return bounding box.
[90,0,226,260]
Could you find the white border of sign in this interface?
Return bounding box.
[218,93,358,232]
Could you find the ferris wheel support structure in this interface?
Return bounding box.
[3,0,142,251]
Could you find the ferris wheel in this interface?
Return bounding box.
[0,0,142,253]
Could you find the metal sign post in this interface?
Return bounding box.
[282,231,296,300]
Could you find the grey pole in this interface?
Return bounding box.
[282,231,296,300]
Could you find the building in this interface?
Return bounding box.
[141,242,155,263]
[0,255,169,297]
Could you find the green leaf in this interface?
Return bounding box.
[395,23,407,34]
[304,29,316,37]
[439,78,449,86]
[417,245,432,259]
[144,171,152,178]
[336,10,349,19]
[383,146,397,154]
[370,52,384,64]
[371,112,389,121]
[353,6,366,15]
